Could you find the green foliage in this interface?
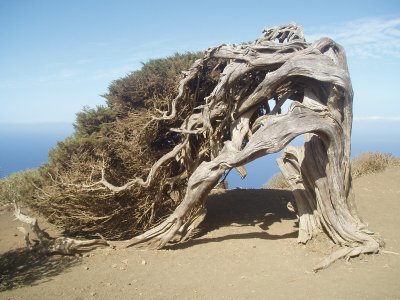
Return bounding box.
[48,107,116,174]
[0,169,43,206]
[74,105,116,137]
[104,52,203,115]
[47,52,204,176]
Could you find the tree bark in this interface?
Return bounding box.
[81,23,383,270]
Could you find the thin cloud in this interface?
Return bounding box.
[0,68,82,89]
[354,116,400,121]
[91,65,136,80]
[37,68,81,83]
[307,16,400,59]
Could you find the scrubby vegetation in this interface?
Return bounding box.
[41,52,212,239]
[264,151,400,189]
[262,173,291,190]
[1,52,209,239]
[351,152,400,178]
[0,169,43,206]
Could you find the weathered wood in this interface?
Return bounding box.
[13,201,108,254]
[82,23,382,270]
[276,145,321,244]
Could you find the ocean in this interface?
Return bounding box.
[0,121,399,188]
[0,123,74,178]
[228,120,400,188]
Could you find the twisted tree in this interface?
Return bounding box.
[29,23,383,271]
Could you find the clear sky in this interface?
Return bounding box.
[0,0,399,124]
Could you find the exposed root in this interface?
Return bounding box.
[123,216,182,249]
[121,205,207,249]
[313,241,381,272]
[179,206,207,242]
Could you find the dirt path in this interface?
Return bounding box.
[1,168,400,299]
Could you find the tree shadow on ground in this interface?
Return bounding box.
[0,247,80,291]
[167,188,298,249]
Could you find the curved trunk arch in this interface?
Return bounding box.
[63,23,382,271]
[126,103,382,270]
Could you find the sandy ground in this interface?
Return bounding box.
[1,167,399,299]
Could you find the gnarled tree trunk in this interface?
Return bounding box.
[77,23,383,270]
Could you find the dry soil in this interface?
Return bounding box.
[1,167,399,299]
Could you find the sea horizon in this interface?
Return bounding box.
[1,120,399,188]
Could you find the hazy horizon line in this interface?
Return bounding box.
[0,121,74,125]
[2,115,400,125]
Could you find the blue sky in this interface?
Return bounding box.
[0,0,399,124]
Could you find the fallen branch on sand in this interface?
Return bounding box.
[13,201,109,255]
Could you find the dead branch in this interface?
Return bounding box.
[13,201,109,255]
